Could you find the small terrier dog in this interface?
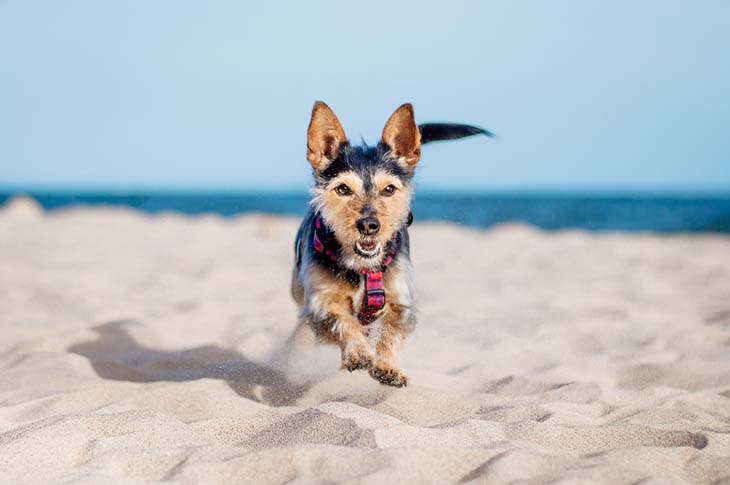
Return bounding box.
[291,101,490,387]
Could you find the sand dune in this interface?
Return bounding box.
[1,196,730,483]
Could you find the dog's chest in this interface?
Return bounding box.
[349,259,413,321]
[302,252,414,329]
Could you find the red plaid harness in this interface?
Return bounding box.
[312,214,400,325]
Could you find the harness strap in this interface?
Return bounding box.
[312,213,405,325]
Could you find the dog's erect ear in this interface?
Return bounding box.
[307,101,348,172]
[381,103,421,168]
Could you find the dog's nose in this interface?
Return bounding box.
[356,217,380,235]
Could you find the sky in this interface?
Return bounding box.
[1,0,729,192]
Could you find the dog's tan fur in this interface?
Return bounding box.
[291,102,419,387]
[310,169,413,272]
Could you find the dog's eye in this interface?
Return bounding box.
[335,184,352,196]
[382,185,397,196]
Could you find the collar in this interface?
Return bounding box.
[312,212,410,325]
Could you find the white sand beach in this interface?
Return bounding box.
[1,196,730,484]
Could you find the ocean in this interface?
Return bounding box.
[2,191,730,233]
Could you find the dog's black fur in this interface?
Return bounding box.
[419,123,494,144]
[317,123,492,187]
[290,102,491,387]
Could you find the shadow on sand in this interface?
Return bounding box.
[68,320,310,407]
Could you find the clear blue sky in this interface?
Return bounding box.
[1,1,729,192]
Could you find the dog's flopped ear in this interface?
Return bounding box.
[381,103,421,168]
[306,101,348,172]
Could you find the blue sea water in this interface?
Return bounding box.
[2,191,730,233]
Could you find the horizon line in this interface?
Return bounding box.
[2,184,730,199]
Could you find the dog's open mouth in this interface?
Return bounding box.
[355,240,381,258]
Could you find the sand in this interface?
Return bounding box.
[1,195,729,484]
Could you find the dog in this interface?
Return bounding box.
[290,101,491,387]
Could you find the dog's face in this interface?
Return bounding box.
[306,102,421,269]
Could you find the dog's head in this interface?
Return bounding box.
[307,102,419,270]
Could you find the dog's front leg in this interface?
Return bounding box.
[333,308,374,371]
[308,301,374,372]
[369,305,410,387]
[338,315,375,372]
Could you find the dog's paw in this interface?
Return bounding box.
[369,363,408,387]
[341,346,374,372]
